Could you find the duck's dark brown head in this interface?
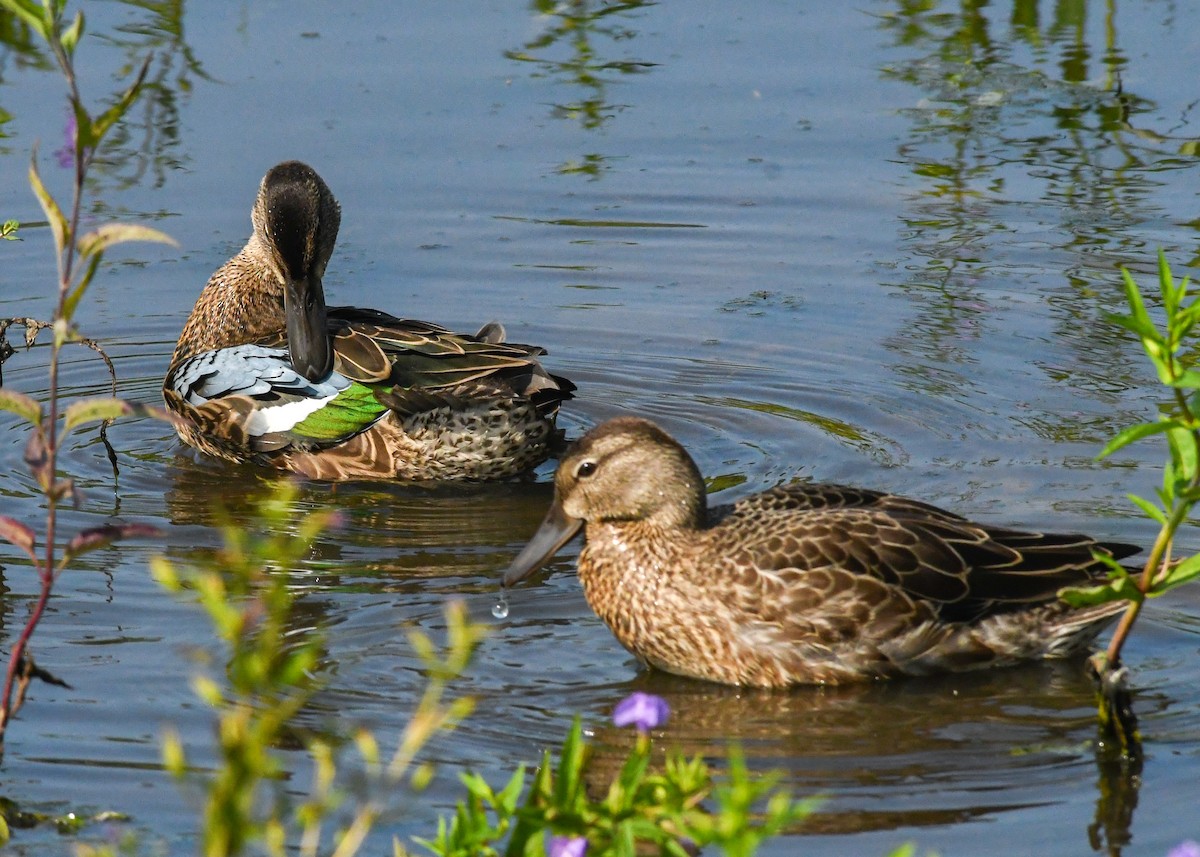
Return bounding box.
[252,161,342,381]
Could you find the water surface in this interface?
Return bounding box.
[2,2,1200,854]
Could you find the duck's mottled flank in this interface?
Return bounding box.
[164,161,574,481]
[503,416,1140,687]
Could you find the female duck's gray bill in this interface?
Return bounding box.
[502,498,584,587]
[285,275,333,382]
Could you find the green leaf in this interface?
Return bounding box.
[0,387,43,426]
[28,148,68,254]
[1120,267,1156,335]
[1058,577,1141,608]
[63,522,162,563]
[76,222,178,259]
[0,0,49,39]
[554,717,587,809]
[62,254,101,321]
[1104,311,1159,343]
[1157,249,1181,312]
[1126,493,1168,526]
[1096,419,1176,459]
[0,515,36,556]
[1167,424,1199,483]
[496,765,526,815]
[1170,370,1200,390]
[62,396,135,432]
[66,224,176,319]
[459,771,496,804]
[69,97,95,157]
[59,8,83,57]
[1152,553,1200,594]
[92,54,152,144]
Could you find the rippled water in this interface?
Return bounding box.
[3,1,1200,855]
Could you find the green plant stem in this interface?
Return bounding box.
[0,1,79,746]
[1104,360,1200,669]
[1104,517,1168,668]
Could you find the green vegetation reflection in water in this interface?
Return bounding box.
[877,0,1200,426]
[0,0,208,189]
[505,0,659,179]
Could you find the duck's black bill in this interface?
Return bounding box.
[285,275,333,382]
[502,498,584,588]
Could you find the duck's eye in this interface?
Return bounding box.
[575,460,598,479]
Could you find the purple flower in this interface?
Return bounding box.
[1169,842,1200,857]
[547,835,587,857]
[54,111,76,169]
[612,692,670,732]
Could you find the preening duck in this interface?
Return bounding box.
[164,161,574,481]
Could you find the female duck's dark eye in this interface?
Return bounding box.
[576,460,597,479]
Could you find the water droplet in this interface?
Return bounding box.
[492,593,509,620]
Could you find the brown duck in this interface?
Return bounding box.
[502,416,1139,687]
[164,161,574,481]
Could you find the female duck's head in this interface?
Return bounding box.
[502,416,708,588]
[252,161,342,381]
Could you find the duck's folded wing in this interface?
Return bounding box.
[728,483,970,521]
[720,495,1135,623]
[165,344,387,453]
[329,312,575,413]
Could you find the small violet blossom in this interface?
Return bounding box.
[547,834,587,857]
[54,111,76,169]
[1169,842,1200,857]
[612,692,670,733]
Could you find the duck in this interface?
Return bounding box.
[502,416,1140,687]
[163,161,574,481]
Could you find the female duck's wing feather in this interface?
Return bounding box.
[164,344,373,456]
[713,482,1139,624]
[327,307,574,416]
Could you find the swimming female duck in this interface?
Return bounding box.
[164,161,574,481]
[502,416,1139,687]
